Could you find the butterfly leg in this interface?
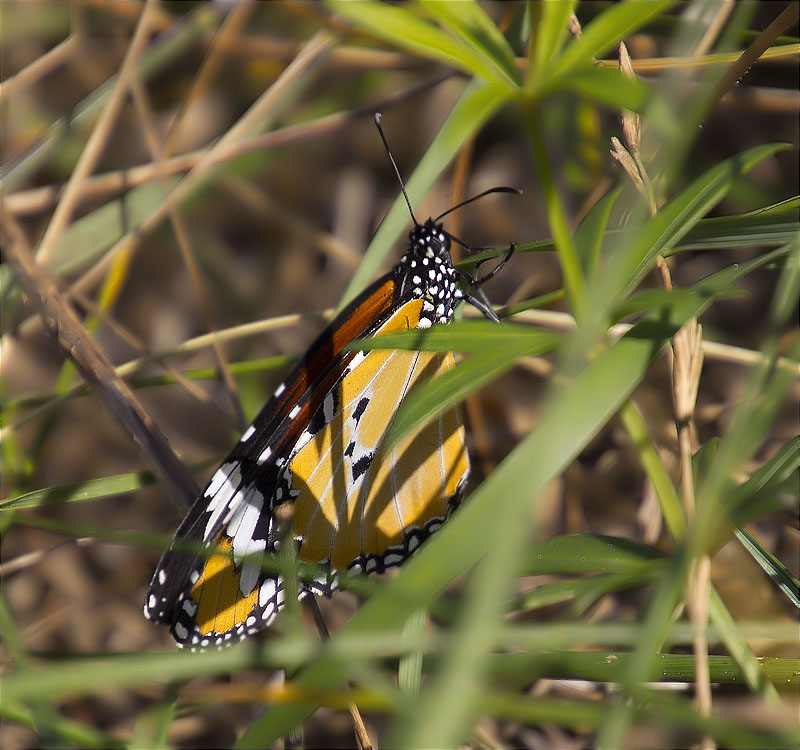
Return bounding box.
[469,243,516,286]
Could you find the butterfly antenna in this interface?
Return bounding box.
[434,186,522,223]
[374,112,418,226]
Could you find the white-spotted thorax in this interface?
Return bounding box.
[395,218,463,330]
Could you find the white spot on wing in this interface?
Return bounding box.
[259,577,277,607]
[257,446,272,464]
[174,622,188,640]
[203,462,243,539]
[240,424,256,442]
[227,487,264,559]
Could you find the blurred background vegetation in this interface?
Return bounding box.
[1,2,797,749]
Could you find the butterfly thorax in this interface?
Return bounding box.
[395,219,463,330]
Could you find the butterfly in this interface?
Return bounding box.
[144,114,518,649]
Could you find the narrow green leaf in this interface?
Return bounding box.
[623,144,791,295]
[575,187,621,278]
[735,527,800,609]
[555,65,651,111]
[382,334,558,452]
[527,0,575,89]
[327,0,516,89]
[674,196,799,251]
[477,651,798,687]
[0,471,156,511]
[349,321,558,353]
[517,564,662,614]
[1,699,124,749]
[583,144,791,347]
[730,435,800,523]
[130,696,176,750]
[394,498,528,748]
[549,1,672,79]
[398,608,427,696]
[521,533,664,574]
[418,0,520,86]
[614,284,736,320]
[486,688,796,749]
[709,588,781,702]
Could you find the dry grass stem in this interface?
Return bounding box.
[163,0,255,158]
[2,211,199,512]
[613,34,718,740]
[219,174,361,268]
[692,0,735,58]
[73,289,237,426]
[594,43,800,71]
[618,43,657,214]
[5,305,796,445]
[1,307,334,443]
[129,65,245,428]
[610,136,645,194]
[712,2,800,106]
[4,73,449,217]
[0,538,94,577]
[0,36,79,102]
[59,30,335,310]
[33,2,156,266]
[568,13,583,38]
[211,33,409,70]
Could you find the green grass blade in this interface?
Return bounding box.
[382,335,559,453]
[735,527,800,609]
[349,320,558,353]
[398,608,427,697]
[622,144,791,295]
[575,187,621,278]
[730,435,799,524]
[391,495,530,748]
[327,0,516,89]
[0,471,156,511]
[526,0,575,89]
[521,533,664,574]
[418,0,520,86]
[554,65,651,111]
[674,196,799,251]
[708,588,782,702]
[581,144,791,352]
[549,1,672,79]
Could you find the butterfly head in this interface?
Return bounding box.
[408,218,452,263]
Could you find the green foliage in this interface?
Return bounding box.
[2,1,797,749]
